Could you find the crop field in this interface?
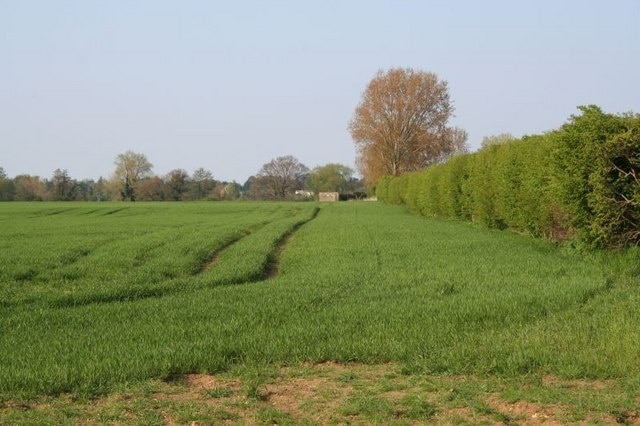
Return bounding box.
[1,201,639,424]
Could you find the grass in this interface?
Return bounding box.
[1,201,639,422]
[0,202,318,308]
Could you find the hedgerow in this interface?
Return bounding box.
[377,105,640,248]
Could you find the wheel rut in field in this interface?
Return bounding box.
[196,220,274,275]
[358,204,382,271]
[29,207,78,218]
[46,209,319,309]
[264,207,320,280]
[46,227,264,310]
[197,232,250,273]
[100,207,129,216]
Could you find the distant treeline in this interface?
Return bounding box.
[376,105,640,249]
[0,168,245,202]
[0,160,367,202]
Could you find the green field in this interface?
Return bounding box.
[1,201,639,424]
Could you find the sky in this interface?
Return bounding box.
[1,0,638,183]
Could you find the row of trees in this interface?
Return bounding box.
[0,153,364,202]
[247,155,363,200]
[0,165,241,202]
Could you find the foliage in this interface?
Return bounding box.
[552,105,640,247]
[164,169,190,201]
[190,167,215,200]
[480,133,516,148]
[587,125,640,247]
[50,169,76,201]
[350,68,468,184]
[0,168,15,201]
[13,175,46,201]
[0,165,242,202]
[378,106,640,248]
[306,163,354,194]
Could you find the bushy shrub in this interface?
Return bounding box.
[403,171,423,213]
[465,145,503,228]
[588,122,640,247]
[375,176,392,202]
[442,154,471,219]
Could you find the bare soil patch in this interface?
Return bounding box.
[488,394,567,425]
[2,363,639,425]
[264,376,344,422]
[541,374,615,391]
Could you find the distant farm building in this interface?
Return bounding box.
[319,192,339,202]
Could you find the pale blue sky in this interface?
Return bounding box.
[1,0,638,182]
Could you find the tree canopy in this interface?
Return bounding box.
[306,163,354,193]
[50,168,76,201]
[350,68,467,185]
[481,133,516,148]
[112,150,153,201]
[252,155,308,200]
[165,169,190,201]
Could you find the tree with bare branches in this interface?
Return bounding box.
[253,155,308,200]
[349,68,467,185]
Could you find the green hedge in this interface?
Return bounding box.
[376,106,640,248]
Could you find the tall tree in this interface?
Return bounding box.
[349,68,467,185]
[112,151,153,201]
[50,168,76,201]
[190,167,215,200]
[165,169,190,201]
[0,167,15,201]
[253,155,308,200]
[306,163,354,193]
